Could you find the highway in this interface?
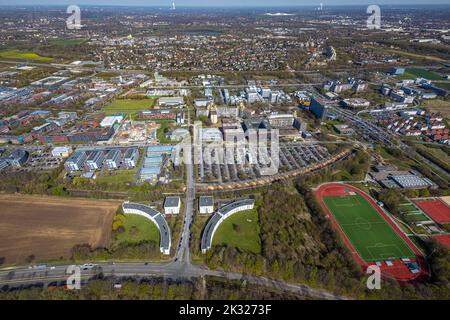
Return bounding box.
[333,106,450,181]
[0,261,347,300]
[0,128,348,299]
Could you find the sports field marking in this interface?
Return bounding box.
[322,193,416,262]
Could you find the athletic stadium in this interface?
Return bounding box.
[315,183,427,282]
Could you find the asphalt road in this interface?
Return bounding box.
[0,134,349,299]
[0,261,347,300]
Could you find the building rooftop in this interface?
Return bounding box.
[164,196,181,208]
[199,196,214,207]
[122,202,171,252]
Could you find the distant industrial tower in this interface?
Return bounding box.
[171,1,176,10]
[319,3,323,11]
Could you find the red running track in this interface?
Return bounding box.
[315,183,428,283]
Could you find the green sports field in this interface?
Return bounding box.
[323,194,415,262]
[101,98,156,116]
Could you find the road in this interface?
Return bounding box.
[174,138,195,264]
[0,261,347,300]
[333,106,450,181]
[0,130,349,299]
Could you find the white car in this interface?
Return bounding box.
[80,263,96,270]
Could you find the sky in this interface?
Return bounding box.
[1,0,449,7]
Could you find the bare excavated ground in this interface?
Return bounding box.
[0,194,119,265]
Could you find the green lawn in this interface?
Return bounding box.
[0,49,53,62]
[113,214,160,246]
[101,99,156,116]
[156,120,177,144]
[96,170,135,184]
[212,209,261,254]
[323,194,415,262]
[49,38,87,46]
[406,68,443,81]
[398,201,432,223]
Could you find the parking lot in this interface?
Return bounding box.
[198,143,330,183]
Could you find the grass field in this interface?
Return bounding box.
[113,215,160,246]
[101,99,156,116]
[49,38,87,46]
[422,99,450,118]
[212,209,261,254]
[405,68,443,80]
[323,194,415,262]
[398,202,432,223]
[0,49,53,62]
[96,170,135,185]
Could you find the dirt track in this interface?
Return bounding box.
[0,194,119,265]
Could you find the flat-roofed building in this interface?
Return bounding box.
[199,196,214,214]
[104,149,121,170]
[342,98,370,109]
[333,124,355,135]
[268,114,295,128]
[123,148,138,168]
[201,199,255,254]
[122,202,171,255]
[85,151,105,171]
[65,151,87,172]
[158,96,184,107]
[164,196,181,215]
[51,146,72,158]
[201,128,223,142]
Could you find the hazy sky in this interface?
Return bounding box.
[1,0,449,6]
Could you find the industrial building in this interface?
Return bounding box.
[100,115,123,128]
[139,145,176,182]
[158,96,184,107]
[6,149,29,167]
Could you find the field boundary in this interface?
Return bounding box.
[315,183,427,282]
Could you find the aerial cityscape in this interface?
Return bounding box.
[0,0,449,307]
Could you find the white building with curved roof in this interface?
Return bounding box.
[201,199,255,254]
[122,202,171,255]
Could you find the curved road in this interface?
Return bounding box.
[0,128,348,300]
